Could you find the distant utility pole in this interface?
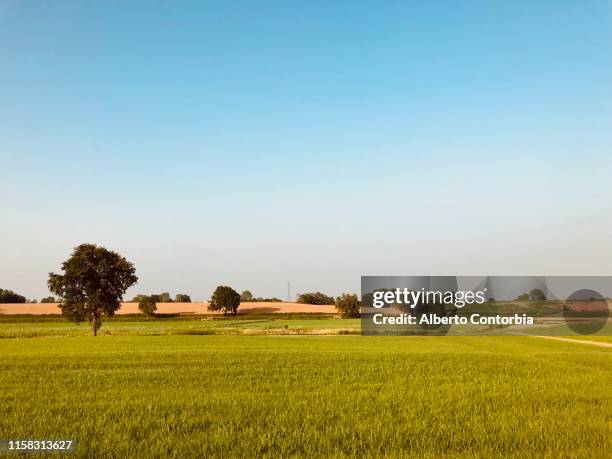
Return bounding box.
[287,282,291,302]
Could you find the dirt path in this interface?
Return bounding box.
[533,335,612,348]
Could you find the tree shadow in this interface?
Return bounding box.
[241,307,281,314]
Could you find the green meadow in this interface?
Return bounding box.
[1,319,610,458]
[0,316,360,339]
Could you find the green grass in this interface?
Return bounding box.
[1,331,610,457]
[0,317,360,338]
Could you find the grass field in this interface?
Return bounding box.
[0,316,360,338]
[1,320,610,457]
[569,335,612,344]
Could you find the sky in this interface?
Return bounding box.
[1,1,612,301]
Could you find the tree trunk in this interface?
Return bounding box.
[92,314,101,336]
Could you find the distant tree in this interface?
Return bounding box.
[26,299,37,304]
[48,244,138,336]
[241,293,283,302]
[529,288,546,302]
[0,289,27,303]
[174,293,191,303]
[158,292,173,303]
[361,292,374,308]
[131,294,147,303]
[335,293,360,318]
[138,295,157,319]
[40,296,56,303]
[252,297,282,302]
[208,286,240,315]
[297,292,335,305]
[517,293,530,302]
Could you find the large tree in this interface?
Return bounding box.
[208,286,240,315]
[335,293,360,318]
[48,244,138,336]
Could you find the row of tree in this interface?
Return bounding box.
[39,243,360,336]
[211,288,359,317]
[296,291,335,305]
[239,290,282,302]
[135,286,243,319]
[131,293,191,303]
[2,287,340,308]
[0,292,58,304]
[135,287,358,319]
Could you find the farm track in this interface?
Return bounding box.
[533,335,612,348]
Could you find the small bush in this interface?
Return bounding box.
[138,296,158,319]
[529,289,546,301]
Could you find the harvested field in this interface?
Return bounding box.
[0,301,337,315]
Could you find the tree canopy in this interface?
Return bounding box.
[208,286,240,315]
[158,292,172,302]
[48,244,138,336]
[239,290,281,302]
[132,292,191,303]
[297,292,335,305]
[0,289,26,303]
[335,293,360,318]
[138,295,157,318]
[529,288,546,301]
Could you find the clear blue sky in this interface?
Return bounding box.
[1,1,611,300]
